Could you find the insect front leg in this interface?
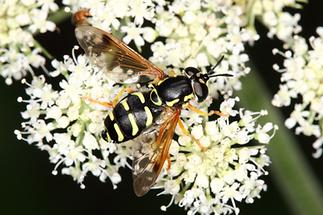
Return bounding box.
[186,103,229,117]
[177,119,206,151]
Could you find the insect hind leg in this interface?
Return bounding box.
[82,96,113,108]
[82,87,134,108]
[112,87,134,106]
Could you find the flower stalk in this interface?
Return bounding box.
[48,8,71,24]
[33,39,53,59]
[236,65,323,215]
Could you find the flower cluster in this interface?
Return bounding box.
[63,0,257,97]
[12,1,279,214]
[157,101,276,214]
[237,0,304,42]
[0,0,58,84]
[272,27,323,158]
[16,48,276,214]
[15,48,127,188]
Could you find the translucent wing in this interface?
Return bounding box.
[132,107,181,197]
[75,24,165,83]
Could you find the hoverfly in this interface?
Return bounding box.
[73,9,232,197]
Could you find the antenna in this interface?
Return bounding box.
[207,55,233,78]
[208,55,225,75]
[208,73,233,78]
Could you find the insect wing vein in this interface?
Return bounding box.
[75,24,165,83]
[132,107,180,196]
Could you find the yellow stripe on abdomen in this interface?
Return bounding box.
[128,113,139,136]
[121,100,130,111]
[108,111,114,121]
[113,123,124,142]
[105,131,111,141]
[132,92,145,103]
[144,106,153,127]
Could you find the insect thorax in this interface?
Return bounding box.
[101,76,196,143]
[155,76,194,107]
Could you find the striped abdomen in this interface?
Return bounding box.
[102,92,164,143]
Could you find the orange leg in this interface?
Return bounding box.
[187,103,228,117]
[111,87,134,106]
[178,119,206,151]
[166,155,171,171]
[82,96,113,108]
[82,87,134,108]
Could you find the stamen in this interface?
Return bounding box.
[72,45,79,64]
[21,78,33,87]
[309,36,316,49]
[52,158,66,175]
[250,158,268,175]
[41,64,51,77]
[17,96,41,103]
[14,130,23,140]
[272,48,292,58]
[125,160,133,170]
[270,125,279,139]
[313,148,323,158]
[27,65,35,76]
[230,198,240,215]
[273,64,287,73]
[160,194,176,211]
[17,97,23,102]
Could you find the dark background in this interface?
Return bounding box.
[0,1,322,214]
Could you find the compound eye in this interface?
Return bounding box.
[184,67,200,77]
[193,82,208,102]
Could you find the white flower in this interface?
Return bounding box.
[16,48,129,189]
[312,137,323,158]
[272,27,323,157]
[121,24,145,47]
[156,104,275,214]
[83,132,100,150]
[14,2,279,214]
[0,0,58,84]
[240,0,303,42]
[220,97,240,117]
[64,0,256,97]
[15,46,277,214]
[255,123,278,144]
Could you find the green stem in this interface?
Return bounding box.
[236,68,323,215]
[48,8,71,24]
[246,0,256,29]
[33,39,53,59]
